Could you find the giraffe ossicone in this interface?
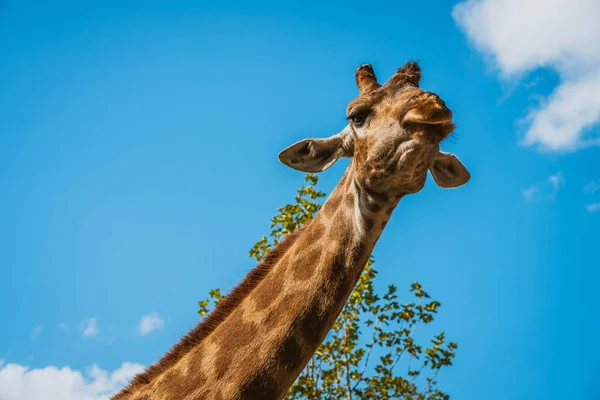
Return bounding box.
[113,61,470,400]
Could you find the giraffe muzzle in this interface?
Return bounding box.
[403,92,453,125]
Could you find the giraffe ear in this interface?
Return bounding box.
[429,152,470,188]
[278,132,353,173]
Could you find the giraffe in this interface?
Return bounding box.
[113,61,470,400]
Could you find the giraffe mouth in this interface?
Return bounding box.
[403,92,453,126]
[413,102,453,125]
[423,107,453,125]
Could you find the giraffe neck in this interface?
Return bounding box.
[116,165,401,400]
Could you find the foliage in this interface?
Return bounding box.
[198,174,457,399]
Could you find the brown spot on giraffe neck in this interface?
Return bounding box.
[237,371,280,400]
[213,317,259,381]
[320,193,342,217]
[155,363,208,397]
[253,261,287,311]
[293,221,325,249]
[362,215,375,231]
[320,169,355,219]
[299,302,330,345]
[344,191,355,207]
[216,315,256,348]
[291,245,322,281]
[276,336,305,372]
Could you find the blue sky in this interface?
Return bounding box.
[1,0,599,399]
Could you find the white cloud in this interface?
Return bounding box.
[453,0,600,151]
[136,313,164,336]
[521,172,564,201]
[31,325,44,339]
[548,172,565,192]
[0,360,143,400]
[584,179,600,194]
[80,318,98,337]
[586,203,600,213]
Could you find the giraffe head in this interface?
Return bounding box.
[279,61,470,196]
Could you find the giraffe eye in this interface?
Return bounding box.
[347,109,371,127]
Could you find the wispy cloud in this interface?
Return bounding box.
[583,179,600,212]
[521,172,565,201]
[31,325,44,339]
[585,203,600,213]
[80,318,98,337]
[548,173,564,192]
[584,179,600,194]
[137,313,164,336]
[453,0,600,151]
[0,360,143,400]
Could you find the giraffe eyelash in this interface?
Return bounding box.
[346,108,373,127]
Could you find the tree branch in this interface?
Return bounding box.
[350,316,380,391]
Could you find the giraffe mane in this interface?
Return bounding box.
[113,225,307,398]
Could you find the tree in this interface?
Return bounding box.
[198,174,457,399]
